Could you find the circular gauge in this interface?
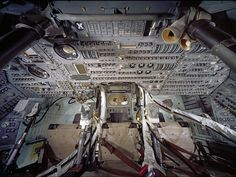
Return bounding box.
[138,63,145,68]
[28,65,49,79]
[54,44,78,60]
[137,70,143,74]
[147,63,154,68]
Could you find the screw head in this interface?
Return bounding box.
[75,22,84,30]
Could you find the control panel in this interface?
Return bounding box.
[210,76,236,131]
[0,2,230,98]
[0,71,26,120]
[0,111,22,150]
[105,83,136,122]
[4,38,229,98]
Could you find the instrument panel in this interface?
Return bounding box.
[0,1,231,99]
[4,37,229,98]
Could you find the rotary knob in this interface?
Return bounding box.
[1,121,9,128]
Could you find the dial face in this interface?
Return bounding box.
[108,94,129,106]
[28,65,50,79]
[54,44,79,60]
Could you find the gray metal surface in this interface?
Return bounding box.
[0,71,26,120]
[0,2,229,97]
[210,76,236,131]
[0,1,236,175]
[0,111,22,150]
[4,37,229,97]
[52,1,180,15]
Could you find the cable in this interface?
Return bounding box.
[68,97,95,104]
[68,97,76,104]
[140,85,236,144]
[84,127,97,148]
[146,123,200,176]
[173,111,236,144]
[164,153,180,166]
[34,97,63,125]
